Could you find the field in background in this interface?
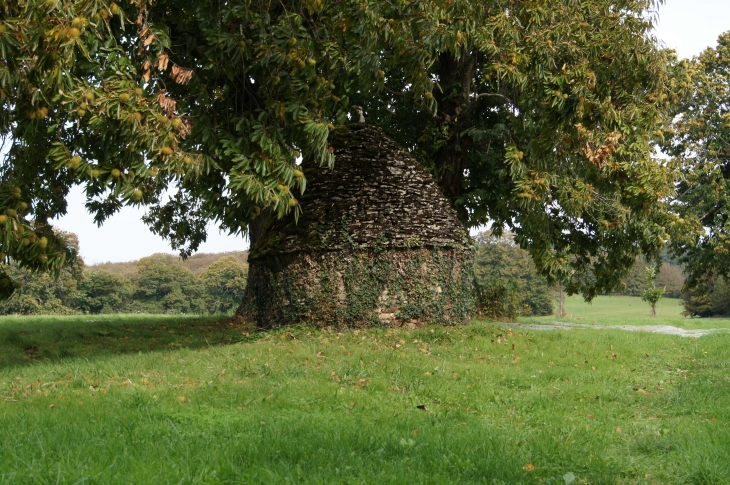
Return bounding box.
[1,307,729,484]
[527,295,730,330]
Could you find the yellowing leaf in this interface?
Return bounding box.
[156,53,169,71]
[171,64,194,85]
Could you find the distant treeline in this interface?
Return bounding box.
[473,231,686,320]
[5,230,720,318]
[0,249,248,316]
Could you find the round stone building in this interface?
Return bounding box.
[239,124,474,329]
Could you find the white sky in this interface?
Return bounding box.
[51,0,730,263]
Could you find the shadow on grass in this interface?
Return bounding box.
[0,314,258,369]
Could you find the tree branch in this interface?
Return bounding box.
[473,92,513,105]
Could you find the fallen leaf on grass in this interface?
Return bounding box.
[523,463,536,472]
[635,388,651,395]
[355,378,370,388]
[416,404,428,411]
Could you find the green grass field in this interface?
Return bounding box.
[527,295,730,330]
[1,301,729,484]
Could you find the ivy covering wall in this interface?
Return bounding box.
[242,124,474,328]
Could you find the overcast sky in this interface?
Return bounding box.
[51,0,730,264]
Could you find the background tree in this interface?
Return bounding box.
[130,254,203,314]
[199,256,247,314]
[0,231,83,315]
[682,275,730,317]
[473,231,553,320]
[1,0,677,317]
[664,31,730,290]
[642,265,666,317]
[74,269,133,314]
[617,257,684,298]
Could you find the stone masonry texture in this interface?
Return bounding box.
[241,124,474,328]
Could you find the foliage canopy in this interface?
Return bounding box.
[473,231,553,320]
[665,32,730,290]
[1,0,676,299]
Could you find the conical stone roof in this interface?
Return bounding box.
[250,124,469,259]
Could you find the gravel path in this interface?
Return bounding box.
[509,321,727,338]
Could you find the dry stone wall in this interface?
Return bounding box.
[241,124,474,328]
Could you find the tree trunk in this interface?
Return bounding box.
[557,286,567,318]
[247,209,271,249]
[432,52,477,224]
[650,304,656,318]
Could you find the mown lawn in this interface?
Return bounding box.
[1,307,729,484]
[528,295,730,330]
